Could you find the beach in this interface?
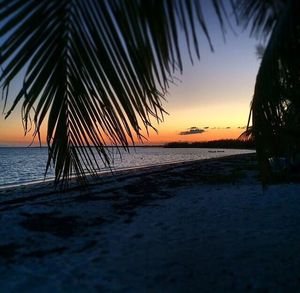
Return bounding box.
[1,153,300,292]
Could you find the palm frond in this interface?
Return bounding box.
[1,0,227,186]
[244,0,300,183]
[234,0,286,40]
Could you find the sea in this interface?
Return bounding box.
[0,147,254,188]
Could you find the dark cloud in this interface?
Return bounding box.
[204,126,209,129]
[179,127,205,136]
[226,127,231,129]
[237,126,247,129]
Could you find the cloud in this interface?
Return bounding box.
[204,126,209,129]
[179,127,205,136]
[209,127,231,130]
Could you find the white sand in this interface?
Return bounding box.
[1,154,300,292]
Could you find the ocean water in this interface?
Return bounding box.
[0,147,254,187]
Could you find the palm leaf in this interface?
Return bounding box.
[234,0,286,39]
[1,0,228,186]
[239,0,300,183]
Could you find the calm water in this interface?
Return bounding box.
[0,147,254,187]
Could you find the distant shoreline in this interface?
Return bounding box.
[164,139,255,149]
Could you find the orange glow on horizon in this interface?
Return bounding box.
[0,118,245,146]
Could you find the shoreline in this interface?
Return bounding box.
[0,148,255,191]
[0,151,254,193]
[2,153,300,291]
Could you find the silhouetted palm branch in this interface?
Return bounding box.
[1,0,227,186]
[2,0,300,186]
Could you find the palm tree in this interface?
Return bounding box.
[238,0,300,182]
[1,0,299,185]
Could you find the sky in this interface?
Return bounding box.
[0,2,260,147]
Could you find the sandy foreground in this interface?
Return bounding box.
[1,153,300,292]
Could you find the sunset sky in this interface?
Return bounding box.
[0,2,260,147]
